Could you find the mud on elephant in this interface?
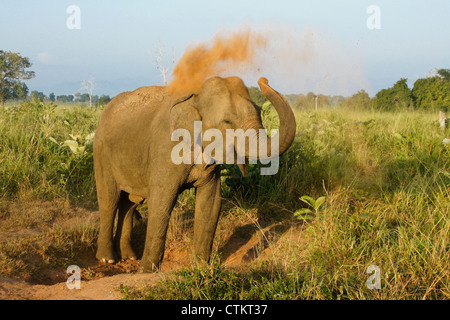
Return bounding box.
[93,76,296,272]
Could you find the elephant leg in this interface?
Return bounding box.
[114,192,138,260]
[193,169,222,262]
[95,175,120,264]
[139,185,179,272]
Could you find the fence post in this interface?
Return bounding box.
[439,111,446,131]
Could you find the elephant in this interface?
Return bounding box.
[93,76,296,272]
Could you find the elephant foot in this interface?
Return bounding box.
[120,249,137,261]
[96,243,117,264]
[116,242,137,261]
[100,258,116,264]
[138,260,160,273]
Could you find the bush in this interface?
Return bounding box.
[412,76,450,111]
[0,99,100,201]
[374,78,414,111]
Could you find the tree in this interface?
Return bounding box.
[97,95,111,107]
[294,93,312,109]
[75,93,89,103]
[374,78,413,111]
[284,94,300,107]
[80,77,96,107]
[412,71,450,111]
[329,95,345,108]
[340,89,373,110]
[49,92,56,102]
[0,50,35,104]
[294,92,329,110]
[57,95,74,103]
[437,68,450,81]
[29,90,45,101]
[153,41,175,85]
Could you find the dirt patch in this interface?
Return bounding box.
[0,199,97,242]
[0,200,303,300]
[0,272,161,300]
[0,200,196,299]
[0,250,189,300]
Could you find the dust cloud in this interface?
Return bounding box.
[166,24,370,97]
[166,27,268,95]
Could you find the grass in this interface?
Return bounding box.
[0,221,98,283]
[120,261,306,300]
[0,99,449,299]
[0,99,100,202]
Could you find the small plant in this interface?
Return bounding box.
[47,132,96,199]
[49,132,95,156]
[260,100,279,133]
[294,195,326,220]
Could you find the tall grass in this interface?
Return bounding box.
[133,106,449,299]
[0,100,448,299]
[0,99,100,202]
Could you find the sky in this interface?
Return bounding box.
[0,0,449,97]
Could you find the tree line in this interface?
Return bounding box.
[250,68,449,112]
[368,68,449,111]
[29,90,111,106]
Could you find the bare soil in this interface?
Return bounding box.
[0,200,302,300]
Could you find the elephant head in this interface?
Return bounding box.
[169,76,296,174]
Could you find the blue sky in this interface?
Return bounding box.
[1,0,448,96]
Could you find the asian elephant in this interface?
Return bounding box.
[94,76,296,272]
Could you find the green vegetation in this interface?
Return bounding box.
[0,51,35,104]
[121,261,306,300]
[121,106,448,300]
[339,90,372,111]
[293,195,326,220]
[0,98,100,201]
[375,78,414,111]
[1,51,111,107]
[412,69,450,111]
[268,68,450,113]
[28,92,112,107]
[0,69,449,299]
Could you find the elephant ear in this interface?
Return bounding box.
[170,94,201,132]
[170,94,202,163]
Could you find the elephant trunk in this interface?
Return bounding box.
[243,77,296,161]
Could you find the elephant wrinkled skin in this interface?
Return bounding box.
[93,76,296,272]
